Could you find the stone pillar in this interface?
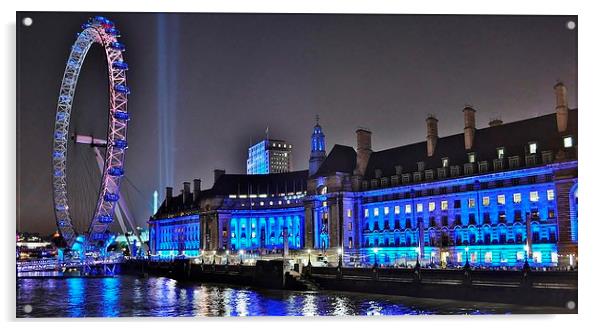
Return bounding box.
[303,200,315,249]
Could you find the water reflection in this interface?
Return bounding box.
[16,275,566,317]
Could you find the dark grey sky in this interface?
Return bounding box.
[16,12,577,234]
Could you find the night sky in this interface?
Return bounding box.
[16,12,577,234]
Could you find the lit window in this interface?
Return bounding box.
[373,208,379,217]
[405,205,412,214]
[529,191,539,202]
[513,193,522,204]
[563,136,573,148]
[322,201,328,207]
[516,251,525,261]
[497,147,505,159]
[364,209,369,218]
[442,158,449,168]
[485,252,493,263]
[529,142,537,154]
[441,200,448,210]
[551,252,559,263]
[384,207,389,215]
[468,152,476,163]
[347,209,352,218]
[533,251,542,263]
[497,195,506,205]
[547,189,555,201]
[482,196,490,206]
[394,205,400,215]
[468,198,475,208]
[416,204,423,212]
[428,202,436,212]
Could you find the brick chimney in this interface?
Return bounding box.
[354,128,372,176]
[183,182,191,204]
[426,115,438,157]
[463,105,476,150]
[165,186,173,208]
[555,82,568,132]
[193,179,201,202]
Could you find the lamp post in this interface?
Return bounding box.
[464,246,470,268]
[414,246,421,268]
[372,247,379,268]
[239,249,244,265]
[200,249,204,265]
[306,248,312,266]
[523,244,530,268]
[337,247,343,269]
[212,250,216,264]
[225,249,230,265]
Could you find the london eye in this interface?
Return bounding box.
[52,16,132,252]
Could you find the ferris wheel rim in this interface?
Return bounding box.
[51,16,130,250]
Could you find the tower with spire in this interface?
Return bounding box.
[309,115,327,176]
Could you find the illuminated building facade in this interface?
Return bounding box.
[247,139,293,174]
[149,82,578,268]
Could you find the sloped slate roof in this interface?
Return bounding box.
[363,109,577,179]
[312,144,357,177]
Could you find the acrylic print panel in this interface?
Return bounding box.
[16,11,577,317]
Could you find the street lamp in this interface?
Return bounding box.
[306,249,312,266]
[337,247,343,268]
[464,246,470,267]
[225,249,230,265]
[414,246,421,267]
[239,249,244,265]
[372,247,379,268]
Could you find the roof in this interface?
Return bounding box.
[362,109,578,179]
[312,144,357,177]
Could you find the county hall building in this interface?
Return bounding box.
[148,82,578,268]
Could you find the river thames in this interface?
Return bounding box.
[16,275,567,317]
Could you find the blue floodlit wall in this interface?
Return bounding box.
[151,214,200,258]
[247,140,269,174]
[228,207,304,250]
[357,164,572,267]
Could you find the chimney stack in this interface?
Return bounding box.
[165,187,173,208]
[354,128,372,177]
[183,182,191,204]
[426,115,438,157]
[488,118,503,127]
[193,179,201,202]
[214,169,225,184]
[463,105,476,150]
[555,82,568,132]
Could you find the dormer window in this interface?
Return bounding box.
[442,157,449,168]
[496,147,505,159]
[563,136,573,148]
[468,152,476,163]
[417,161,425,171]
[528,142,537,154]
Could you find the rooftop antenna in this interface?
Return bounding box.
[316,114,320,125]
[265,125,269,141]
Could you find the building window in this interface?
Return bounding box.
[517,251,525,261]
[394,205,400,215]
[384,207,389,215]
[322,201,328,207]
[468,152,476,163]
[428,202,436,212]
[529,191,539,202]
[542,150,553,164]
[373,208,379,217]
[547,189,555,201]
[485,252,493,263]
[478,161,488,173]
[347,222,352,231]
[405,205,412,214]
[416,204,423,212]
[347,209,352,218]
[483,196,490,206]
[468,198,476,208]
[417,161,425,171]
[551,252,559,263]
[348,237,353,249]
[509,156,520,169]
[450,166,460,177]
[513,193,522,204]
[425,169,434,180]
[413,172,422,182]
[563,136,573,148]
[497,147,505,159]
[528,142,537,154]
[497,194,506,205]
[442,157,449,168]
[533,252,542,263]
[441,200,448,211]
[364,209,369,218]
[454,200,461,209]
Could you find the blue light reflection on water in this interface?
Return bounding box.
[17,275,562,317]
